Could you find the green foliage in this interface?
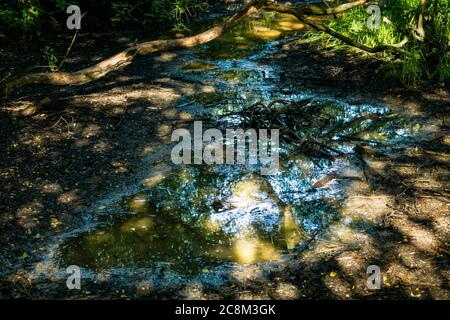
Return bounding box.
[55,0,73,11]
[109,0,208,30]
[0,0,208,32]
[383,46,426,85]
[42,46,59,71]
[0,0,41,31]
[303,0,450,86]
[111,2,135,18]
[171,0,209,30]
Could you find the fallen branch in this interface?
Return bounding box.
[2,0,265,93]
[414,0,428,41]
[292,0,369,16]
[1,0,376,93]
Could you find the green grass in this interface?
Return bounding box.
[302,0,450,87]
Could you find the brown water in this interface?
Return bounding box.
[57,12,421,280]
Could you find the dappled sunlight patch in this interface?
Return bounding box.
[199,86,216,93]
[389,217,440,253]
[161,109,178,118]
[22,133,48,148]
[41,182,62,193]
[15,200,44,230]
[237,291,272,300]
[395,244,434,270]
[30,260,59,280]
[156,123,173,138]
[136,280,154,296]
[144,172,167,188]
[179,282,205,300]
[342,195,392,225]
[203,218,222,233]
[236,44,250,50]
[161,109,194,120]
[273,282,300,300]
[57,190,79,204]
[327,224,359,244]
[75,138,91,148]
[232,238,259,264]
[237,12,304,41]
[281,206,306,249]
[154,52,178,63]
[429,151,450,163]
[31,135,44,148]
[50,217,61,229]
[443,135,450,146]
[394,165,419,176]
[111,105,127,115]
[111,159,128,173]
[1,0,448,301]
[413,198,450,234]
[411,176,443,190]
[251,27,282,41]
[432,212,450,235]
[127,193,150,213]
[231,236,281,265]
[179,111,194,119]
[231,180,261,208]
[342,178,373,195]
[335,251,367,277]
[151,78,215,97]
[82,124,101,139]
[230,264,263,284]
[86,230,114,245]
[119,216,153,236]
[112,75,135,83]
[276,20,305,32]
[324,271,353,299]
[142,144,156,155]
[70,86,182,109]
[384,259,444,296]
[126,87,178,103]
[182,61,217,71]
[93,140,112,153]
[229,175,274,209]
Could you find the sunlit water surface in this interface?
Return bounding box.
[57,12,422,280]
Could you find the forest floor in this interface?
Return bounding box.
[0,28,449,299]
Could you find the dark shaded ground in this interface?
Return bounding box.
[0,25,449,299]
[0,29,208,270]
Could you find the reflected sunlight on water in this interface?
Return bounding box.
[56,10,421,280]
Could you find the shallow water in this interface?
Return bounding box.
[57,12,421,281]
[59,163,337,273]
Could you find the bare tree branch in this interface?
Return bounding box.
[267,0,370,16]
[265,3,408,54]
[2,0,266,93]
[415,0,428,41]
[1,1,403,93]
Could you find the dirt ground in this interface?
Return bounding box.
[0,29,449,299]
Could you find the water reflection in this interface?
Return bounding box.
[59,104,409,276]
[57,10,421,280]
[281,206,306,250]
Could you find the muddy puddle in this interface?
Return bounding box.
[48,12,424,291]
[59,164,333,274]
[57,114,416,284]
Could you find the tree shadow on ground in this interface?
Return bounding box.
[0,32,449,300]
